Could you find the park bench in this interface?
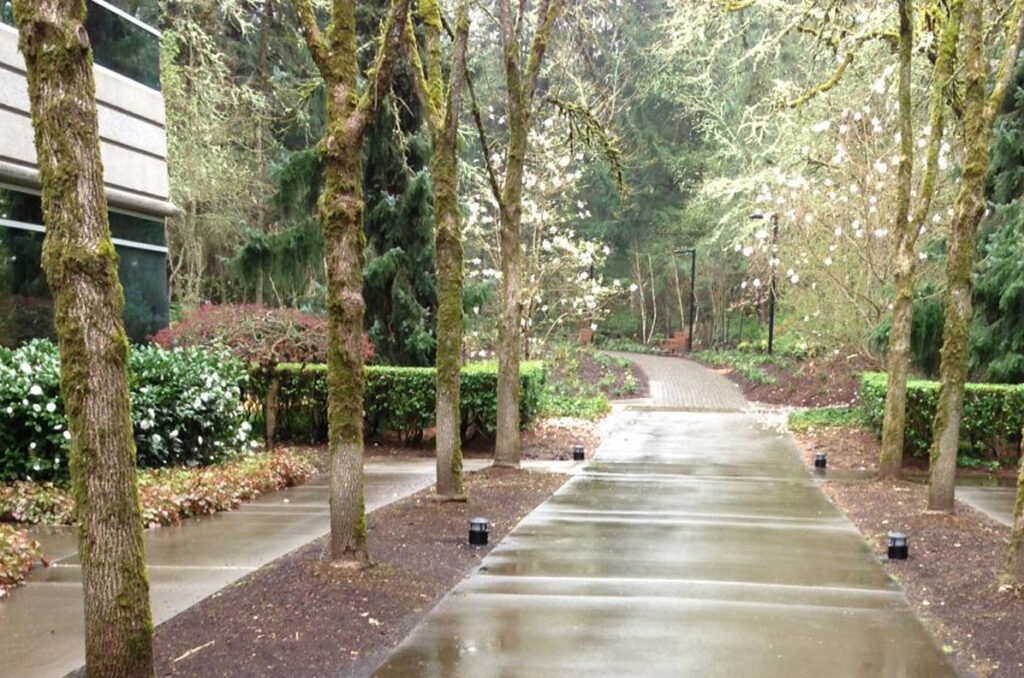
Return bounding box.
[659,331,690,355]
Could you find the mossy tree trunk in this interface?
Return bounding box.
[408,0,471,499]
[927,0,1024,512]
[13,1,154,676]
[492,0,563,468]
[291,0,410,562]
[1005,436,1024,583]
[881,0,963,478]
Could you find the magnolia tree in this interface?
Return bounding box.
[464,121,624,356]
[731,74,956,351]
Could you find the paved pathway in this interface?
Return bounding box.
[609,351,747,411]
[371,356,957,678]
[1,456,491,678]
[958,486,1016,527]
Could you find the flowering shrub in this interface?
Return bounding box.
[0,449,319,529]
[153,303,375,366]
[0,525,42,597]
[0,340,251,482]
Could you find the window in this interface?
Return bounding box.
[0,186,169,346]
[1,0,160,91]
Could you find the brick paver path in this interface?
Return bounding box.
[609,352,747,411]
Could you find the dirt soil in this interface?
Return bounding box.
[367,417,605,463]
[134,467,566,678]
[793,431,1024,678]
[720,351,879,407]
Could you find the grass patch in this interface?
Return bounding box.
[788,406,868,433]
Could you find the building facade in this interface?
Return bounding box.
[0,0,172,346]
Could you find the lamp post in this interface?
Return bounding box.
[674,247,697,353]
[748,212,779,355]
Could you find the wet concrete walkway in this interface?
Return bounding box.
[1,456,491,678]
[371,356,957,678]
[958,486,1016,527]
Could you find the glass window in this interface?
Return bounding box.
[109,210,166,247]
[0,186,169,346]
[1,1,160,91]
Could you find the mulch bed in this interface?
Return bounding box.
[723,351,879,407]
[141,467,566,678]
[794,431,1024,678]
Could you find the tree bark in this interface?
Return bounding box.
[413,0,471,498]
[928,0,1024,512]
[1005,440,1024,583]
[13,1,155,676]
[881,0,962,479]
[291,0,410,561]
[879,0,916,479]
[493,0,562,468]
[265,370,280,450]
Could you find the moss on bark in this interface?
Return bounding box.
[927,0,1023,512]
[291,0,411,561]
[13,0,154,675]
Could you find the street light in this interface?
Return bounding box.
[673,247,697,353]
[748,212,779,355]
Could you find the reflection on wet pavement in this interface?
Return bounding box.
[371,411,958,678]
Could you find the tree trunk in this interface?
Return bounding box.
[265,371,280,450]
[879,0,915,479]
[14,1,155,676]
[1004,442,1024,583]
[492,0,561,468]
[427,2,470,499]
[928,0,1022,512]
[881,0,962,479]
[291,0,411,562]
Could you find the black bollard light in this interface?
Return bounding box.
[573,444,586,461]
[469,517,489,546]
[887,532,908,560]
[814,451,827,470]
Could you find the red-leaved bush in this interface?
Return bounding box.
[153,304,374,366]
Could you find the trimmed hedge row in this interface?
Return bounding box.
[860,372,1024,460]
[247,362,547,444]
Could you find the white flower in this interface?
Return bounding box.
[874,160,889,175]
[19,363,31,375]
[63,430,71,440]
[590,323,598,331]
[241,421,252,432]
[811,120,831,134]
[151,433,162,443]
[629,283,639,292]
[45,402,56,413]
[790,274,800,284]
[29,385,42,397]
[752,278,762,288]
[170,429,179,439]
[197,435,204,445]
[824,257,833,266]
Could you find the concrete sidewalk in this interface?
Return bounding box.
[0,456,491,678]
[958,486,1016,527]
[371,358,956,678]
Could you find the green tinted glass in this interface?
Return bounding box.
[0,1,160,91]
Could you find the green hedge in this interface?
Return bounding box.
[248,362,547,444]
[860,372,1024,460]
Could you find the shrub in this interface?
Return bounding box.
[0,340,252,482]
[0,449,320,528]
[788,406,868,434]
[247,362,548,444]
[539,392,612,420]
[860,372,1024,460]
[0,525,42,596]
[153,303,375,366]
